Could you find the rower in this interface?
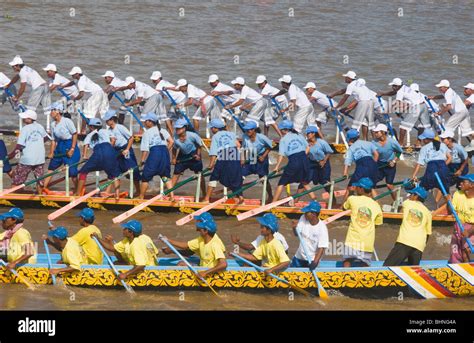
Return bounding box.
[102,70,135,124]
[241,121,273,201]
[5,56,51,121]
[231,228,289,255]
[70,208,103,265]
[139,112,174,200]
[8,110,48,194]
[65,66,110,134]
[343,129,379,201]
[412,129,451,204]
[303,82,338,135]
[43,226,87,275]
[342,177,383,267]
[150,71,186,122]
[372,124,403,201]
[290,201,328,269]
[0,71,18,110]
[161,213,227,278]
[0,208,36,269]
[276,75,315,134]
[103,109,141,194]
[0,137,13,178]
[232,213,290,275]
[202,118,243,203]
[208,74,240,126]
[43,63,78,114]
[439,129,469,188]
[464,83,474,110]
[171,118,206,197]
[76,118,121,198]
[328,71,360,130]
[93,219,159,280]
[255,75,288,131]
[384,186,431,266]
[272,120,316,202]
[43,102,80,194]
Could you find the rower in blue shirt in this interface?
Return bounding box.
[440,129,468,188]
[139,112,174,200]
[412,129,451,204]
[0,138,12,178]
[203,118,243,203]
[372,124,403,201]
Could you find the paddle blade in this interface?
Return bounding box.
[112,194,164,224]
[323,209,351,225]
[0,183,25,197]
[236,196,293,221]
[176,197,228,226]
[47,188,100,221]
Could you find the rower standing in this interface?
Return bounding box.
[439,129,469,188]
[464,83,474,110]
[303,82,338,134]
[255,75,288,130]
[43,63,78,114]
[151,71,186,122]
[102,70,135,124]
[208,74,240,126]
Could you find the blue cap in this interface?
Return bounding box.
[121,219,142,234]
[103,109,117,121]
[305,126,319,134]
[76,208,95,221]
[194,212,217,233]
[243,121,258,131]
[48,226,68,240]
[257,213,279,233]
[407,186,428,200]
[418,129,435,140]
[278,120,294,130]
[174,118,188,129]
[0,207,24,221]
[207,118,225,129]
[301,200,322,213]
[88,118,102,126]
[140,112,158,122]
[50,102,64,112]
[352,177,374,190]
[346,129,360,140]
[459,174,474,183]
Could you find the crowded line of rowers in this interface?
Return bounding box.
[1,170,473,282]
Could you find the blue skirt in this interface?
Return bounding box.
[448,162,469,187]
[375,161,396,185]
[0,140,11,173]
[420,160,450,191]
[48,139,81,177]
[349,156,378,186]
[242,156,269,178]
[210,147,242,192]
[279,151,311,186]
[142,145,171,182]
[79,143,121,179]
[115,145,140,181]
[174,154,203,175]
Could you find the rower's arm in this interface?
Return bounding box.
[120,265,145,279]
[274,155,285,172]
[373,149,379,162]
[208,155,217,169]
[82,145,89,160]
[438,104,453,115]
[457,159,469,175]
[125,136,134,152]
[336,94,350,109]
[312,247,325,267]
[377,90,397,97]
[166,238,191,251]
[70,133,78,156]
[266,260,290,274]
[345,100,358,112]
[74,90,85,101]
[259,147,271,161]
[227,99,244,109]
[61,81,75,88]
[328,88,346,98]
[15,82,27,100]
[48,140,57,158]
[50,266,78,275]
[125,97,143,107]
[412,163,422,179]
[44,237,62,252]
[272,89,287,98]
[234,252,259,263]
[428,95,444,100]
[8,243,34,268]
[445,152,452,165]
[200,258,227,277]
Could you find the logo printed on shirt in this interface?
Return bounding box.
[407,208,423,227]
[355,207,372,228]
[287,139,304,153]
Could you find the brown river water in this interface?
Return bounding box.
[0,0,473,310]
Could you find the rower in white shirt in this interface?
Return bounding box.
[0,72,18,110]
[208,74,240,125]
[150,71,186,122]
[102,70,135,124]
[463,83,474,110]
[43,64,78,117]
[303,81,339,135]
[255,75,289,124]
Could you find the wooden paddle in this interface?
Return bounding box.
[327,96,349,148]
[111,92,146,131]
[0,258,35,290]
[214,95,245,131]
[43,240,56,285]
[56,88,90,125]
[160,235,219,296]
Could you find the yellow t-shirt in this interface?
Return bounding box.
[0,228,36,264]
[187,234,226,268]
[252,237,290,268]
[71,225,103,264]
[452,191,474,224]
[343,195,383,253]
[114,234,158,266]
[397,200,432,252]
[62,238,87,270]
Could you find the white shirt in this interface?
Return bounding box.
[260,83,287,103]
[51,73,78,97]
[155,79,186,104]
[110,77,135,99]
[0,72,11,88]
[77,75,102,94]
[135,80,156,100]
[345,79,359,97]
[288,83,311,108]
[444,88,467,113]
[213,82,239,104]
[251,232,289,251]
[294,216,329,261]
[187,84,206,100]
[346,79,375,102]
[18,122,47,165]
[19,66,46,90]
[309,90,336,110]
[396,85,423,105]
[239,85,262,103]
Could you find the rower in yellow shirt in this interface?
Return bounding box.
[384,186,431,266]
[0,208,36,269]
[93,219,158,280]
[43,226,87,274]
[161,212,227,278]
[232,213,290,275]
[71,208,103,264]
[342,177,383,267]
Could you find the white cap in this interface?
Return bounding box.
[436,79,450,88]
[68,66,83,75]
[303,82,316,89]
[278,75,292,83]
[231,77,245,85]
[463,83,474,90]
[150,71,162,80]
[19,109,37,120]
[208,74,219,83]
[255,75,266,84]
[125,76,135,85]
[373,123,388,132]
[9,55,23,66]
[43,64,57,72]
[176,79,188,87]
[388,77,403,86]
[439,129,455,139]
[342,71,356,79]
[101,70,115,78]
[410,83,420,92]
